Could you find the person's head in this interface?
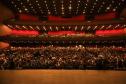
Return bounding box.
[0,25,12,49]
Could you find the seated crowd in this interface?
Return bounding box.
[0,46,126,70]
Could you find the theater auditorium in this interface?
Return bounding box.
[0,0,126,84]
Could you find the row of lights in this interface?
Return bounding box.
[7,24,126,31]
[10,40,125,44]
[9,0,125,16]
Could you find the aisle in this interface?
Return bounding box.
[0,70,126,84]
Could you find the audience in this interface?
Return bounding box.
[0,46,126,70]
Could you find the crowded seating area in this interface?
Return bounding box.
[0,46,126,70]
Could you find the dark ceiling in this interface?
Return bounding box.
[0,0,126,32]
[1,0,126,19]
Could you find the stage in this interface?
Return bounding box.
[0,70,126,84]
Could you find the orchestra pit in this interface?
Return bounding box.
[0,0,126,84]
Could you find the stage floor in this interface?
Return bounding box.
[0,70,126,84]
